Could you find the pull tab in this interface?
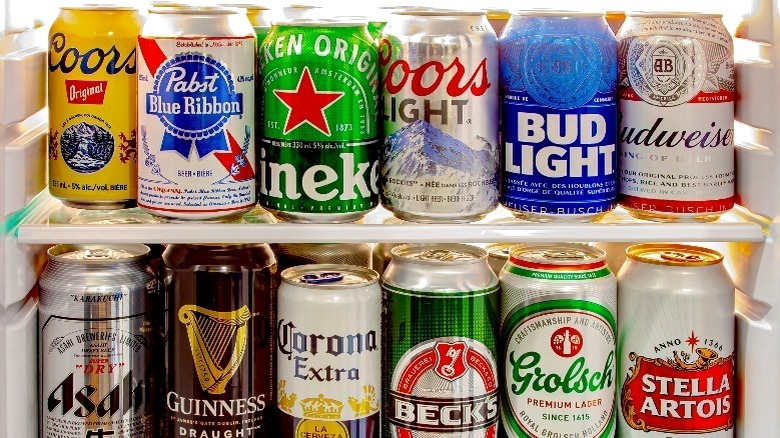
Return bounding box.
[660,251,703,263]
[417,250,474,262]
[82,249,114,260]
[300,272,344,284]
[542,250,586,261]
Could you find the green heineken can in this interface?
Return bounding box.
[259,20,380,223]
[382,244,500,437]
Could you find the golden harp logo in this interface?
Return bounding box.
[178,304,253,395]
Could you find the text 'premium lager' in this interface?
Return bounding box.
[259,20,380,223]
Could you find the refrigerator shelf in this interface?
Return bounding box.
[12,191,768,244]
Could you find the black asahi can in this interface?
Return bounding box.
[162,244,278,437]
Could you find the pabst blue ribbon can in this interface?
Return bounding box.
[137,7,256,221]
[617,244,735,436]
[380,11,500,223]
[499,11,618,222]
[617,13,735,222]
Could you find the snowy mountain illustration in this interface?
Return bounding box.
[60,122,114,174]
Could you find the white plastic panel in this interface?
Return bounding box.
[3,111,46,217]
[735,61,773,132]
[0,292,37,438]
[1,47,45,125]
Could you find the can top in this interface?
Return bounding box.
[627,11,723,18]
[627,244,723,266]
[282,264,379,289]
[485,243,515,261]
[218,3,270,11]
[149,6,242,15]
[61,4,138,11]
[510,243,606,266]
[513,9,605,17]
[48,244,150,264]
[391,244,487,265]
[394,9,486,17]
[274,18,368,27]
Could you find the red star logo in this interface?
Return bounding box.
[273,67,344,136]
[686,330,700,353]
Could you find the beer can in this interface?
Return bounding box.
[39,244,157,437]
[137,7,257,221]
[219,3,272,39]
[499,243,617,438]
[499,11,618,222]
[617,13,735,222]
[380,11,500,223]
[278,242,372,270]
[617,244,735,436]
[162,244,278,437]
[382,244,500,437]
[48,6,143,209]
[258,20,380,223]
[485,242,514,275]
[277,265,381,438]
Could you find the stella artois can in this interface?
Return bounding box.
[380,11,500,223]
[499,243,617,438]
[137,7,257,221]
[48,6,143,209]
[617,13,735,222]
[617,244,735,436]
[382,244,500,437]
[277,265,381,438]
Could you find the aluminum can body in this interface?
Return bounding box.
[617,244,735,436]
[499,243,617,438]
[162,244,278,437]
[258,21,380,223]
[277,265,381,438]
[499,12,618,222]
[278,242,372,270]
[137,7,257,221]
[382,244,500,437]
[48,6,143,210]
[379,12,500,223]
[617,13,735,222]
[39,244,157,438]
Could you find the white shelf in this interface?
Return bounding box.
[12,192,767,244]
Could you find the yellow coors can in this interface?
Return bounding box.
[48,5,143,209]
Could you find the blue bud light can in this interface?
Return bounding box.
[499,11,618,222]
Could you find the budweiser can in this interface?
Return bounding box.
[499,243,617,437]
[380,11,500,223]
[162,244,278,437]
[617,13,735,222]
[137,7,257,221]
[277,265,381,438]
[39,244,157,437]
[277,242,373,270]
[617,244,735,436]
[382,244,500,437]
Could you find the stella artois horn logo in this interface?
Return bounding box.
[434,341,469,381]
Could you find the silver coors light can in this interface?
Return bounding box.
[499,243,617,438]
[380,11,500,223]
[277,265,381,437]
[39,244,157,438]
[617,244,735,437]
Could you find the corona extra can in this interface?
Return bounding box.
[380,11,500,223]
[499,243,617,438]
[382,244,500,437]
[48,6,143,209]
[617,13,735,222]
[277,265,381,438]
[617,244,735,436]
[137,7,257,221]
[39,244,157,437]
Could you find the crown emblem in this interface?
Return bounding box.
[300,394,344,419]
[348,385,379,417]
[278,380,297,413]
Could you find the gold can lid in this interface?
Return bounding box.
[62,4,138,11]
[626,244,723,266]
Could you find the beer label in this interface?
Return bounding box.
[48,22,140,203]
[137,37,256,218]
[499,19,618,217]
[40,313,154,437]
[618,17,735,215]
[379,37,500,218]
[259,27,380,216]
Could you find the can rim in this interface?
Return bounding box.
[509,243,606,266]
[626,244,723,266]
[149,6,242,15]
[48,244,150,264]
[627,11,723,18]
[391,244,487,265]
[281,264,379,288]
[273,18,368,26]
[61,4,138,11]
[393,10,486,17]
[218,3,271,10]
[512,9,606,17]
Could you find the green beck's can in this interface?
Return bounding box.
[259,20,380,223]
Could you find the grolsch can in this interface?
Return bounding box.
[617,244,735,436]
[137,7,257,221]
[380,11,500,223]
[617,13,735,222]
[277,265,381,438]
[258,20,380,223]
[278,242,372,271]
[382,244,500,437]
[500,11,618,222]
[48,6,143,209]
[499,243,617,438]
[39,244,157,437]
[162,244,278,437]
